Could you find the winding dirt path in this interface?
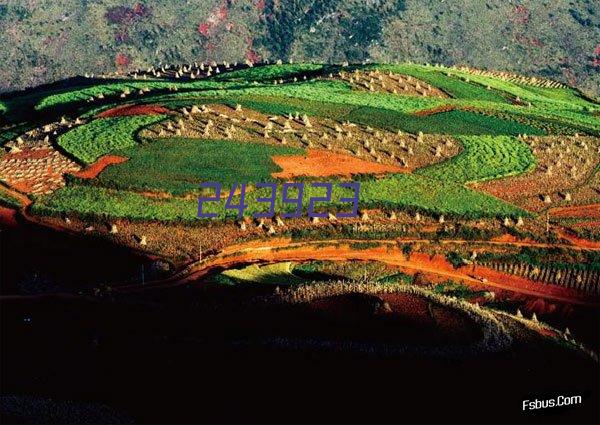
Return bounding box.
[114,238,598,305]
[1,179,598,303]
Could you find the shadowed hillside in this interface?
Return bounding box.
[0,0,598,97]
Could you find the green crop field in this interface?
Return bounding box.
[57,115,167,163]
[375,64,510,103]
[346,107,545,136]
[417,135,536,184]
[94,138,303,195]
[212,64,326,83]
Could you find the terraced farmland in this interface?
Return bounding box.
[2,63,599,425]
[0,61,597,275]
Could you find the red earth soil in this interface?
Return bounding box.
[0,206,18,227]
[71,155,128,179]
[549,204,600,219]
[413,105,456,116]
[555,228,600,250]
[97,104,172,118]
[271,149,406,179]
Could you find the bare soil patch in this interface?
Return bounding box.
[271,149,406,178]
[97,104,172,118]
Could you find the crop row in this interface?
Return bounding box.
[417,135,536,184]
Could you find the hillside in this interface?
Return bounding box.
[0,0,598,96]
[1,61,599,424]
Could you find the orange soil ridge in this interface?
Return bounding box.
[555,227,600,250]
[71,155,128,179]
[97,104,172,118]
[271,149,407,179]
[549,204,600,219]
[116,239,598,305]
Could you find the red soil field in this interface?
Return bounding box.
[271,149,406,179]
[71,155,128,179]
[97,104,172,118]
[549,204,600,219]
[0,206,18,227]
[555,227,600,250]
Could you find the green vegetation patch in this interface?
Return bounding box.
[34,168,526,222]
[359,173,525,218]
[57,115,167,164]
[418,135,536,184]
[448,69,597,110]
[212,64,325,83]
[374,64,509,103]
[0,188,21,208]
[95,138,303,195]
[35,80,226,111]
[347,107,545,136]
[222,262,307,285]
[36,134,533,222]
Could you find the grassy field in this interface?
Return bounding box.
[346,107,544,136]
[34,164,526,221]
[359,173,525,218]
[58,115,167,163]
[222,262,308,286]
[35,80,227,111]
[95,138,303,195]
[212,64,326,83]
[417,135,536,184]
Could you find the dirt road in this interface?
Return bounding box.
[115,238,598,306]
